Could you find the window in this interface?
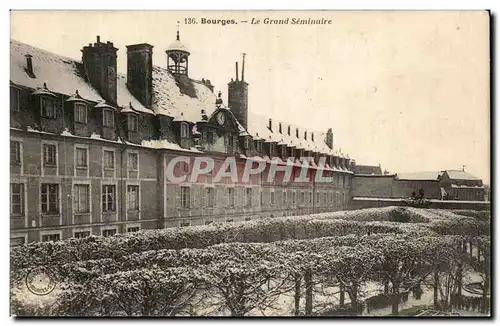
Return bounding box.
[42,233,60,242]
[260,190,263,206]
[76,148,87,168]
[43,144,57,166]
[245,217,252,221]
[309,191,313,204]
[181,123,189,138]
[246,188,252,207]
[181,186,190,208]
[228,188,235,207]
[296,128,299,138]
[74,184,90,213]
[127,227,140,233]
[102,229,117,237]
[181,161,189,173]
[270,190,275,205]
[10,141,21,164]
[104,150,115,170]
[278,123,282,133]
[102,185,116,212]
[228,135,234,146]
[103,109,114,127]
[244,137,250,149]
[127,185,139,211]
[292,191,296,204]
[41,97,56,118]
[301,191,305,204]
[10,237,25,247]
[74,231,90,239]
[10,183,24,215]
[10,87,19,112]
[205,187,215,208]
[41,184,59,214]
[128,152,138,171]
[316,192,320,204]
[128,114,138,132]
[283,190,287,204]
[74,103,87,123]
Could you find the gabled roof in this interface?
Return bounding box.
[445,170,482,181]
[397,171,443,181]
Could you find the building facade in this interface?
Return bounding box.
[352,170,486,201]
[10,34,355,245]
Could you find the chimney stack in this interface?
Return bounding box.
[126,43,154,108]
[241,53,246,81]
[81,36,118,104]
[325,128,334,150]
[24,54,35,78]
[228,54,249,130]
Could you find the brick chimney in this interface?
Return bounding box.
[325,128,334,149]
[126,43,154,108]
[81,36,118,104]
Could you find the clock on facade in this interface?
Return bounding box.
[216,112,226,126]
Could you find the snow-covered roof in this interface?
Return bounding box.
[445,170,481,181]
[11,39,216,119]
[397,171,443,181]
[10,40,103,102]
[246,112,337,157]
[151,66,217,121]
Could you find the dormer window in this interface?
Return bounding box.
[128,114,138,132]
[180,122,189,138]
[74,103,87,124]
[103,109,114,127]
[244,137,250,149]
[41,97,56,118]
[10,87,19,112]
[255,140,262,152]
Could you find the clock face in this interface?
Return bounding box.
[216,112,226,126]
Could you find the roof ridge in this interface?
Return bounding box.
[11,38,81,64]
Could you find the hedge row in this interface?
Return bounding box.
[11,207,489,271]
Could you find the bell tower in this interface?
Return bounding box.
[228,53,249,130]
[165,22,190,75]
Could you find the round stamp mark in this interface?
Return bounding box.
[25,267,56,296]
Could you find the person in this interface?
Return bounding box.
[411,191,417,199]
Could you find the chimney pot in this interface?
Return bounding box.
[97,35,101,43]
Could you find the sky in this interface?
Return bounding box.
[10,11,490,183]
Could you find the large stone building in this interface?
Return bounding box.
[9,34,355,245]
